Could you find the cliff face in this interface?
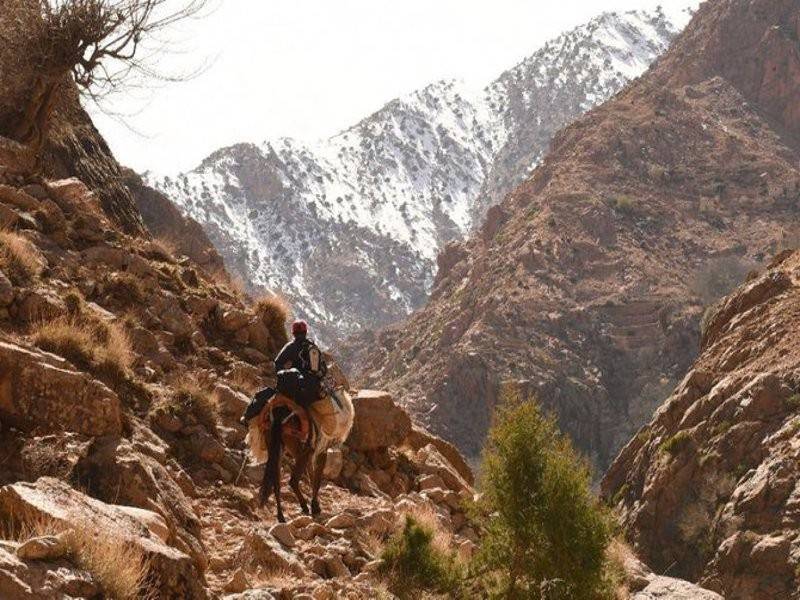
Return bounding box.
[653,0,800,140]
[343,0,800,468]
[603,250,800,599]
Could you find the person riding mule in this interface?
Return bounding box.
[271,319,328,441]
[241,320,350,520]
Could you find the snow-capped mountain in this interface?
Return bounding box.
[149,8,691,343]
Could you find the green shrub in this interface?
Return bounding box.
[380,515,462,599]
[659,430,692,456]
[472,388,614,599]
[613,195,636,214]
[786,394,800,411]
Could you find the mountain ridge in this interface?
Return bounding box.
[148,7,689,342]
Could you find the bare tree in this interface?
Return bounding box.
[0,0,208,158]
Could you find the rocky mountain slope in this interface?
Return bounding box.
[0,119,482,597]
[343,0,800,469]
[603,249,800,599]
[149,8,688,343]
[0,163,718,600]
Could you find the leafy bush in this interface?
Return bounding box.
[472,388,614,599]
[380,515,462,599]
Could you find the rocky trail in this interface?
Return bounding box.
[0,165,475,598]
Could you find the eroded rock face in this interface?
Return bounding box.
[0,340,122,436]
[603,251,800,599]
[0,477,206,599]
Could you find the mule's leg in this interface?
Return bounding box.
[289,443,312,515]
[274,457,285,523]
[259,410,286,507]
[310,451,327,516]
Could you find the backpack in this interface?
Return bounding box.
[298,338,327,379]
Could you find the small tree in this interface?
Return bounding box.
[473,387,613,599]
[0,0,207,156]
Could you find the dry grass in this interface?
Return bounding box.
[106,272,147,304]
[154,378,218,433]
[3,514,151,600]
[254,293,291,348]
[151,237,178,263]
[396,503,454,556]
[605,539,634,600]
[0,230,42,284]
[95,320,136,383]
[32,317,95,367]
[31,316,135,382]
[249,566,299,591]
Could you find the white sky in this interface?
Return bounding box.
[90,0,698,174]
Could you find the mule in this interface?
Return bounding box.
[246,388,354,523]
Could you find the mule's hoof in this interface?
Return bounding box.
[300,505,310,515]
[277,513,286,523]
[311,502,321,516]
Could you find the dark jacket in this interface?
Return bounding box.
[274,334,308,373]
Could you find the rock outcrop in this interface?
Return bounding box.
[343,0,800,470]
[603,250,800,599]
[0,478,206,599]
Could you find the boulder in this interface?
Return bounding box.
[0,340,122,436]
[403,425,474,485]
[214,383,249,423]
[156,294,194,338]
[347,390,411,451]
[72,437,206,572]
[269,522,295,547]
[15,533,68,561]
[0,543,100,600]
[325,513,356,529]
[15,288,63,323]
[0,184,39,211]
[415,444,471,494]
[0,478,206,599]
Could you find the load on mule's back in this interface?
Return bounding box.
[241,319,354,522]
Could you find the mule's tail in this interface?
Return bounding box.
[245,419,268,463]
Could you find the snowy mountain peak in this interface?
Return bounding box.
[148,8,688,343]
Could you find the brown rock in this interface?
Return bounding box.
[0,544,100,600]
[16,288,63,323]
[0,340,122,436]
[347,390,411,451]
[0,478,206,599]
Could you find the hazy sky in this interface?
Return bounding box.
[90,0,698,174]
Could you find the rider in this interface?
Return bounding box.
[262,320,326,503]
[274,319,326,417]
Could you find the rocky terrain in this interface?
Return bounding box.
[343,0,800,470]
[603,249,800,600]
[0,157,717,599]
[0,125,486,597]
[148,8,688,343]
